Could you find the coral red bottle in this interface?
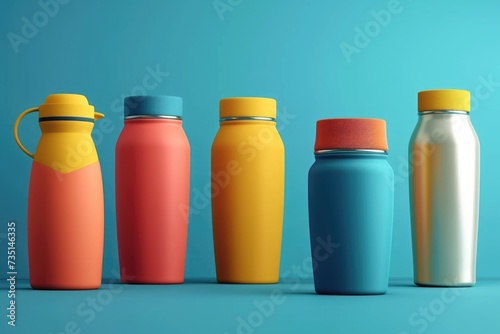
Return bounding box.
[13,94,105,290]
[115,95,190,283]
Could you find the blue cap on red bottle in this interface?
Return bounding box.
[124,95,183,118]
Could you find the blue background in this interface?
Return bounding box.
[1,0,500,333]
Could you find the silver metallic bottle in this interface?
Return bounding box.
[409,89,480,287]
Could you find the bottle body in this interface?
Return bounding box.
[28,121,104,290]
[308,152,394,295]
[409,112,480,286]
[211,120,284,283]
[115,119,190,283]
[28,162,104,289]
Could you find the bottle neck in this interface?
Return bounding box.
[219,119,276,127]
[124,116,183,126]
[417,110,472,127]
[219,116,276,123]
[418,110,469,116]
[125,115,182,120]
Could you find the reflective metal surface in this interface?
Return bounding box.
[409,111,480,286]
[219,116,276,122]
[314,149,387,155]
[125,115,182,120]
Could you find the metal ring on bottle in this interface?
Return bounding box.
[125,115,182,120]
[314,149,387,155]
[219,116,276,122]
[418,110,469,115]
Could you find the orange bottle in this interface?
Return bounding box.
[13,94,104,290]
[115,96,190,283]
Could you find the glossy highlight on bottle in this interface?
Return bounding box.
[409,89,480,287]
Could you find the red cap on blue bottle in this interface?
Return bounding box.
[314,118,388,152]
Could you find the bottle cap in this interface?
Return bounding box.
[418,89,470,112]
[38,94,103,121]
[314,118,388,152]
[220,97,276,119]
[124,95,183,118]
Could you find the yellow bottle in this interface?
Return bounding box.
[211,97,285,283]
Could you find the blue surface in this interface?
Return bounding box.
[309,152,394,295]
[1,279,500,333]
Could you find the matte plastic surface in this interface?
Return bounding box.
[13,94,105,290]
[211,116,284,283]
[418,89,470,112]
[308,152,394,294]
[28,161,104,289]
[115,118,190,283]
[219,97,276,119]
[315,118,388,151]
[124,95,183,118]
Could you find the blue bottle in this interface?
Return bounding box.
[308,118,394,295]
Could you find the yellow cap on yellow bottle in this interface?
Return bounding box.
[418,89,470,112]
[219,97,276,119]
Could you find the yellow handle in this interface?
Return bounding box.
[14,108,38,159]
